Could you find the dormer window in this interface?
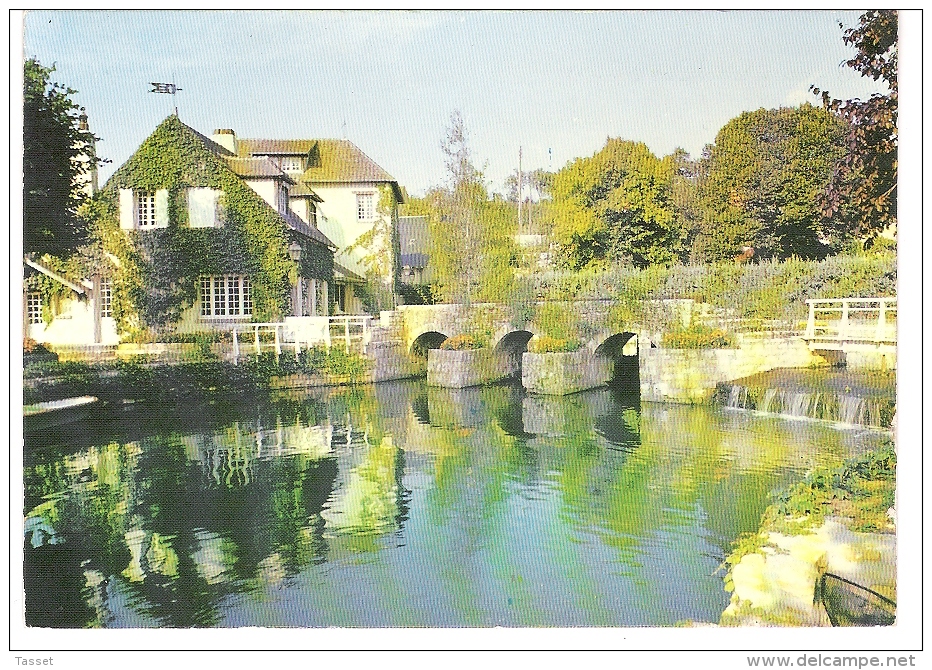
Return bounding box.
[281,156,304,173]
[119,189,169,230]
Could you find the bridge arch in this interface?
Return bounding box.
[410,330,449,358]
[594,332,640,393]
[493,329,536,379]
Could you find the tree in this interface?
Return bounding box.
[24,58,100,257]
[548,138,681,270]
[668,148,703,257]
[692,104,848,262]
[812,10,897,242]
[427,111,518,305]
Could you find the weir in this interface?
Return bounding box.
[715,370,896,429]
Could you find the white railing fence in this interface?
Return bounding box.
[804,298,896,343]
[230,315,372,363]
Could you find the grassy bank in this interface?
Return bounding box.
[725,443,896,572]
[23,347,371,407]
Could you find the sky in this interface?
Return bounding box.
[22,10,888,198]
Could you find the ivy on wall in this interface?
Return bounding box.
[86,115,333,336]
[345,183,399,312]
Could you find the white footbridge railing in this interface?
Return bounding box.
[230,315,372,362]
[803,298,896,348]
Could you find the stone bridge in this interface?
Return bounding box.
[383,302,647,394]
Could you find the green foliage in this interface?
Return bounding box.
[532,302,581,349]
[813,10,897,240]
[439,334,485,351]
[693,104,848,262]
[527,253,895,325]
[24,345,371,406]
[661,322,733,349]
[24,58,101,257]
[527,335,581,353]
[425,112,519,305]
[763,443,896,534]
[549,138,683,270]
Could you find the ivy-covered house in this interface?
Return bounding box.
[25,115,338,346]
[216,131,405,314]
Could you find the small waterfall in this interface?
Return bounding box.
[759,388,779,414]
[716,372,894,429]
[838,396,865,425]
[726,384,746,409]
[787,392,813,418]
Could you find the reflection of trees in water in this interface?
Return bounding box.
[23,409,342,628]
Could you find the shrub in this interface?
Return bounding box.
[527,335,581,353]
[23,338,52,356]
[439,334,484,350]
[662,323,734,349]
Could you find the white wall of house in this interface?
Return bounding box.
[313,183,392,279]
[244,179,289,214]
[26,293,118,346]
[289,197,316,226]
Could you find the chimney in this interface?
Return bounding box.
[75,114,98,196]
[212,128,237,155]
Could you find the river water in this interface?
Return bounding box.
[23,379,892,628]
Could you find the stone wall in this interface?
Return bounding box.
[368,340,425,382]
[845,349,897,372]
[427,348,504,388]
[640,336,826,404]
[522,349,612,396]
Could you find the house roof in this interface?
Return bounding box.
[106,116,334,250]
[333,262,365,283]
[398,215,430,256]
[237,139,316,156]
[280,210,336,249]
[289,182,324,201]
[24,257,88,295]
[237,138,403,201]
[224,157,295,184]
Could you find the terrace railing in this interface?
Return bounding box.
[804,298,896,345]
[230,315,372,362]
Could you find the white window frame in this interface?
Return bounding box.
[356,192,375,222]
[199,275,252,319]
[136,191,157,229]
[99,278,113,318]
[27,292,42,325]
[281,156,303,173]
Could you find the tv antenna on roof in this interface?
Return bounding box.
[150,82,182,116]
